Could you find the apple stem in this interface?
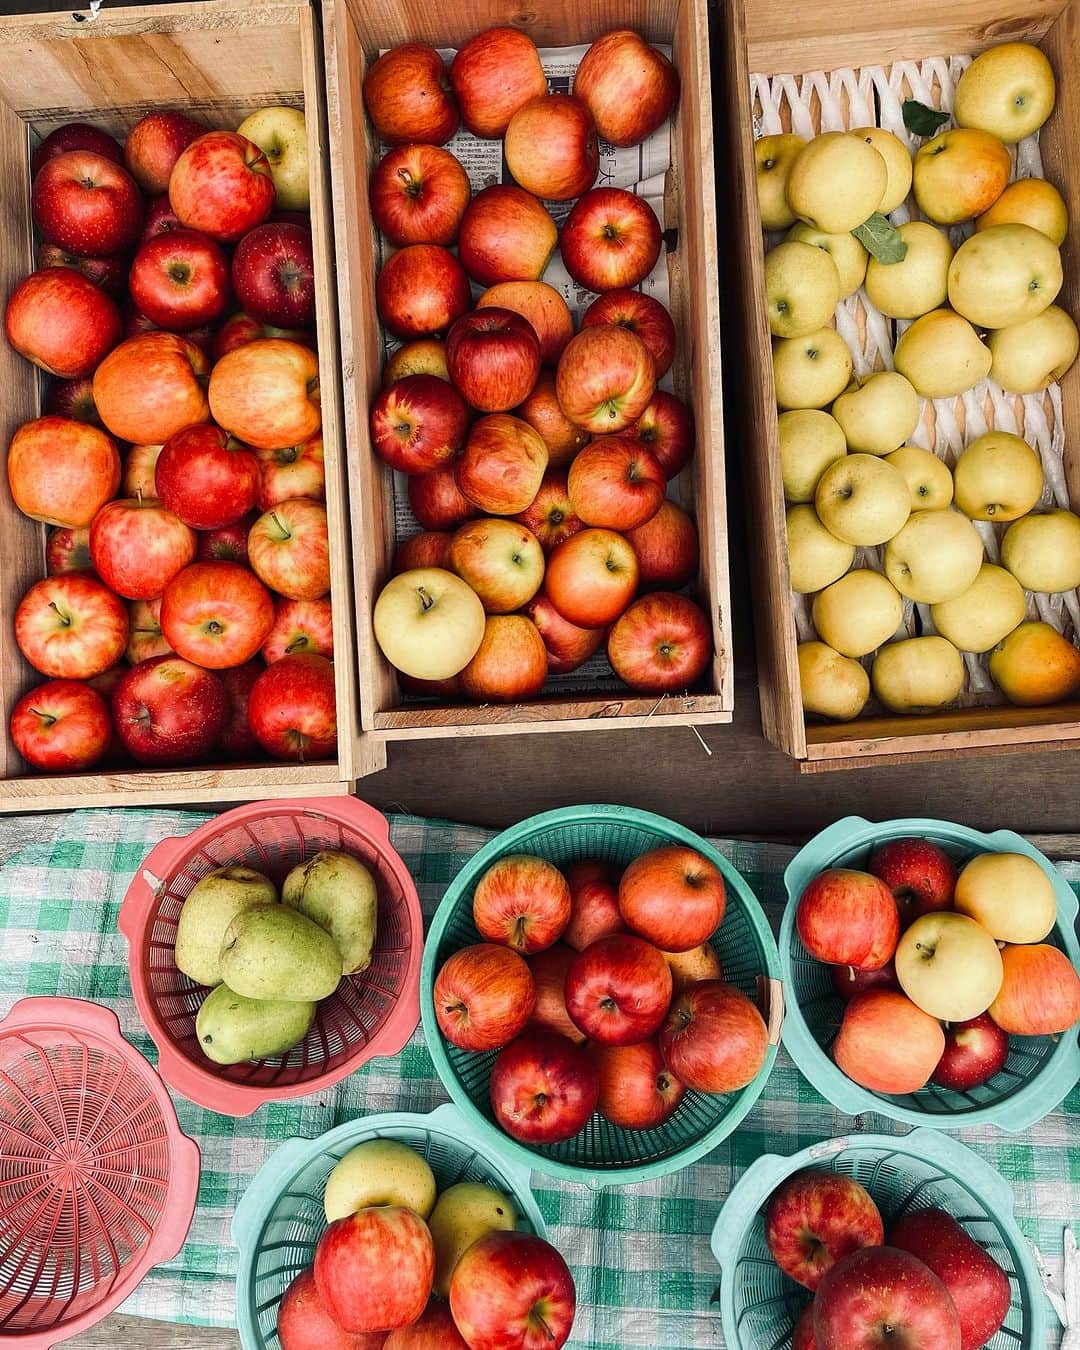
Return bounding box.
[417,585,435,613]
[286,637,309,654]
[48,600,71,628]
[28,707,56,727]
[270,511,291,541]
[535,1312,556,1343]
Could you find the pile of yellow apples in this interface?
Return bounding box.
[753,40,1080,722]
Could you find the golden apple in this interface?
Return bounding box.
[786,504,855,594]
[778,409,847,503]
[990,620,1080,705]
[912,128,1011,225]
[798,640,870,720]
[885,446,954,510]
[815,453,911,546]
[947,224,1062,329]
[850,126,912,214]
[884,508,984,604]
[755,133,806,230]
[812,569,903,658]
[864,221,953,320]
[1002,509,1080,593]
[930,564,1026,653]
[785,222,868,298]
[785,131,888,233]
[976,177,1069,247]
[989,304,1079,393]
[872,635,964,713]
[237,106,309,210]
[952,430,1044,521]
[954,42,1056,144]
[765,240,841,338]
[832,370,920,455]
[954,851,1057,944]
[895,912,1004,1021]
[373,567,486,679]
[772,327,853,410]
[893,309,991,399]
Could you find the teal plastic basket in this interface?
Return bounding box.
[231,1103,546,1350]
[421,804,784,1187]
[709,1129,1047,1349]
[781,815,1080,1129]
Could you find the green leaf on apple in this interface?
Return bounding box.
[902,99,950,137]
[852,214,908,265]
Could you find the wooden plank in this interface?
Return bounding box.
[69,1313,238,1348]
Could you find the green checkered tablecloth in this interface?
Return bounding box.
[0,807,1075,1348]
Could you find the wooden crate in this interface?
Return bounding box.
[715,0,1080,772]
[322,0,733,740]
[0,0,385,811]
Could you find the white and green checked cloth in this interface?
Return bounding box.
[0,808,1075,1348]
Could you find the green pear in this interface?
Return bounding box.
[174,867,278,987]
[195,984,314,1065]
[323,1139,437,1222]
[428,1181,517,1297]
[219,904,342,1002]
[283,850,378,975]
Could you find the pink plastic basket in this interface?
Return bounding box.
[118,797,423,1116]
[0,997,199,1349]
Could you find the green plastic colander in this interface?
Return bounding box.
[421,804,784,1187]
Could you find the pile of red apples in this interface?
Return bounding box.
[4,106,337,773]
[765,1168,1012,1349]
[362,26,712,704]
[434,846,769,1146]
[796,836,1080,1097]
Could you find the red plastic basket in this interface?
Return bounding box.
[118,797,423,1116]
[0,997,199,1349]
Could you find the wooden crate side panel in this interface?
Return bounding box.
[372,701,732,739]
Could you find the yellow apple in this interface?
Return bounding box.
[990,620,1080,705]
[912,128,1011,225]
[989,304,1079,393]
[1002,509,1080,593]
[785,131,888,233]
[930,564,1026,653]
[885,446,954,510]
[778,409,847,503]
[954,42,1056,144]
[871,635,964,713]
[947,224,1062,329]
[893,309,992,399]
[323,1139,437,1222]
[765,240,842,339]
[815,453,911,546]
[832,371,920,455]
[812,569,904,658]
[237,106,309,210]
[952,430,1044,522]
[849,126,912,214]
[884,508,984,604]
[373,567,486,679]
[895,911,1004,1021]
[864,221,953,320]
[954,851,1057,944]
[755,133,807,230]
[786,504,855,594]
[785,222,868,298]
[976,177,1069,247]
[772,327,853,410]
[798,640,870,720]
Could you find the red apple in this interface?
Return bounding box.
[15,574,128,679]
[833,990,946,1095]
[46,527,93,577]
[793,1305,819,1350]
[523,592,604,675]
[126,598,171,665]
[219,660,263,759]
[129,229,230,331]
[393,531,453,574]
[764,1171,884,1292]
[277,1267,385,1350]
[582,290,676,379]
[160,561,274,669]
[830,960,899,1002]
[124,110,203,194]
[434,942,536,1051]
[889,1209,1010,1350]
[561,188,663,293]
[546,528,638,628]
[931,1013,1009,1091]
[10,678,112,773]
[169,131,275,242]
[5,267,122,378]
[362,43,459,146]
[516,374,590,471]
[797,869,900,970]
[526,944,585,1044]
[574,31,680,148]
[567,437,665,530]
[371,144,471,247]
[446,308,541,413]
[515,470,582,553]
[988,943,1080,1035]
[626,391,694,479]
[556,327,656,434]
[383,1299,468,1349]
[376,243,471,340]
[607,592,713,693]
[232,223,316,329]
[456,414,548,515]
[314,1205,435,1334]
[248,652,337,761]
[262,596,334,663]
[89,497,197,600]
[140,194,182,244]
[111,654,227,765]
[591,1038,685,1129]
[213,309,313,360]
[473,854,571,954]
[122,306,213,358]
[479,284,574,368]
[505,94,599,200]
[664,943,723,993]
[460,615,548,703]
[626,500,699,590]
[32,122,122,177]
[32,150,143,255]
[93,332,210,445]
[248,499,330,600]
[370,373,469,474]
[384,337,449,385]
[256,436,325,510]
[869,838,958,927]
[408,464,477,530]
[154,424,260,530]
[35,242,127,296]
[563,859,624,951]
[209,339,321,452]
[449,27,547,139]
[565,933,672,1045]
[489,1030,599,1144]
[7,415,120,528]
[458,186,557,288]
[813,1247,962,1350]
[450,1231,575,1350]
[449,518,544,614]
[660,980,769,1093]
[197,515,255,566]
[44,376,102,426]
[618,844,725,952]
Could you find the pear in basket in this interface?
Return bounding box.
[283,849,378,974]
[174,866,277,987]
[219,904,342,1001]
[195,985,315,1064]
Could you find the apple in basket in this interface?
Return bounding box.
[247,652,337,761]
[314,1204,435,1334]
[591,1038,685,1130]
[869,838,958,927]
[583,289,677,379]
[831,959,899,1002]
[478,284,574,368]
[765,1171,884,1291]
[160,561,274,669]
[931,1012,1009,1091]
[659,980,769,1093]
[796,869,900,971]
[618,845,726,952]
[278,1267,387,1350]
[434,943,536,1052]
[988,943,1080,1035]
[526,944,585,1044]
[471,855,571,955]
[504,93,599,202]
[208,339,322,452]
[565,933,672,1045]
[384,1298,469,1347]
[450,1231,576,1350]
[562,859,625,952]
[490,1029,599,1144]
[813,1246,963,1350]
[449,27,546,138]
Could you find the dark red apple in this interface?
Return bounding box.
[660,980,769,1094]
[490,1029,599,1144]
[606,592,713,694]
[247,652,337,761]
[764,1170,884,1291]
[219,660,263,759]
[869,838,958,927]
[196,515,256,565]
[434,942,536,1052]
[565,933,672,1045]
[32,122,122,177]
[129,228,231,331]
[46,527,93,576]
[32,150,143,256]
[111,654,227,765]
[44,376,101,425]
[813,1246,962,1350]
[591,1038,684,1129]
[408,464,478,530]
[370,373,469,474]
[232,223,316,329]
[793,1304,819,1350]
[626,390,694,479]
[446,307,541,414]
[931,1013,1009,1092]
[140,194,182,244]
[35,242,128,296]
[830,959,899,1002]
[154,423,260,530]
[449,1231,576,1350]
